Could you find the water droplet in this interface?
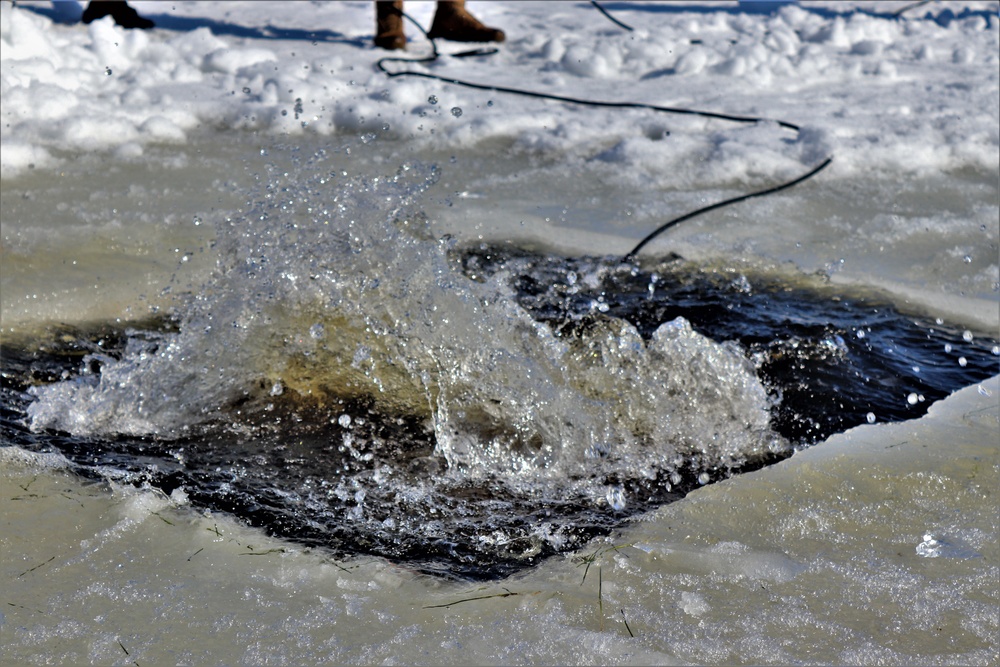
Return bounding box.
[451,107,463,117]
[105,67,112,76]
[428,95,438,105]
[586,442,611,459]
[309,323,325,340]
[697,473,710,485]
[338,414,352,428]
[962,330,974,342]
[963,255,972,263]
[866,412,876,424]
[916,533,942,558]
[856,329,866,339]
[906,392,919,405]
[487,100,494,107]
[944,343,952,353]
[606,486,626,511]
[958,357,968,367]
[242,87,251,94]
[270,382,284,397]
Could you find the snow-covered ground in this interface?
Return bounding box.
[3,0,998,181]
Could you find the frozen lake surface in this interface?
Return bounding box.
[2,1,998,664]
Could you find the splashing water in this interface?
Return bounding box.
[4,146,997,578]
[24,150,780,476]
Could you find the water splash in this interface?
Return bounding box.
[7,145,998,578]
[26,149,780,495]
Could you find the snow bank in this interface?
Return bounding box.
[2,1,997,181]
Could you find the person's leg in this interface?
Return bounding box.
[374,1,406,50]
[82,1,154,29]
[427,0,504,43]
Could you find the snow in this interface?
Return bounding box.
[2,0,997,181]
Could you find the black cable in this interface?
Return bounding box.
[892,0,934,16]
[378,59,803,131]
[375,8,832,260]
[590,0,635,32]
[623,157,833,261]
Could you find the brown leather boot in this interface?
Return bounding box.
[374,1,406,50]
[427,1,505,43]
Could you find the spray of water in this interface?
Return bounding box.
[27,146,781,500]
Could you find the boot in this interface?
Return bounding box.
[427,1,505,43]
[82,1,155,29]
[374,1,406,51]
